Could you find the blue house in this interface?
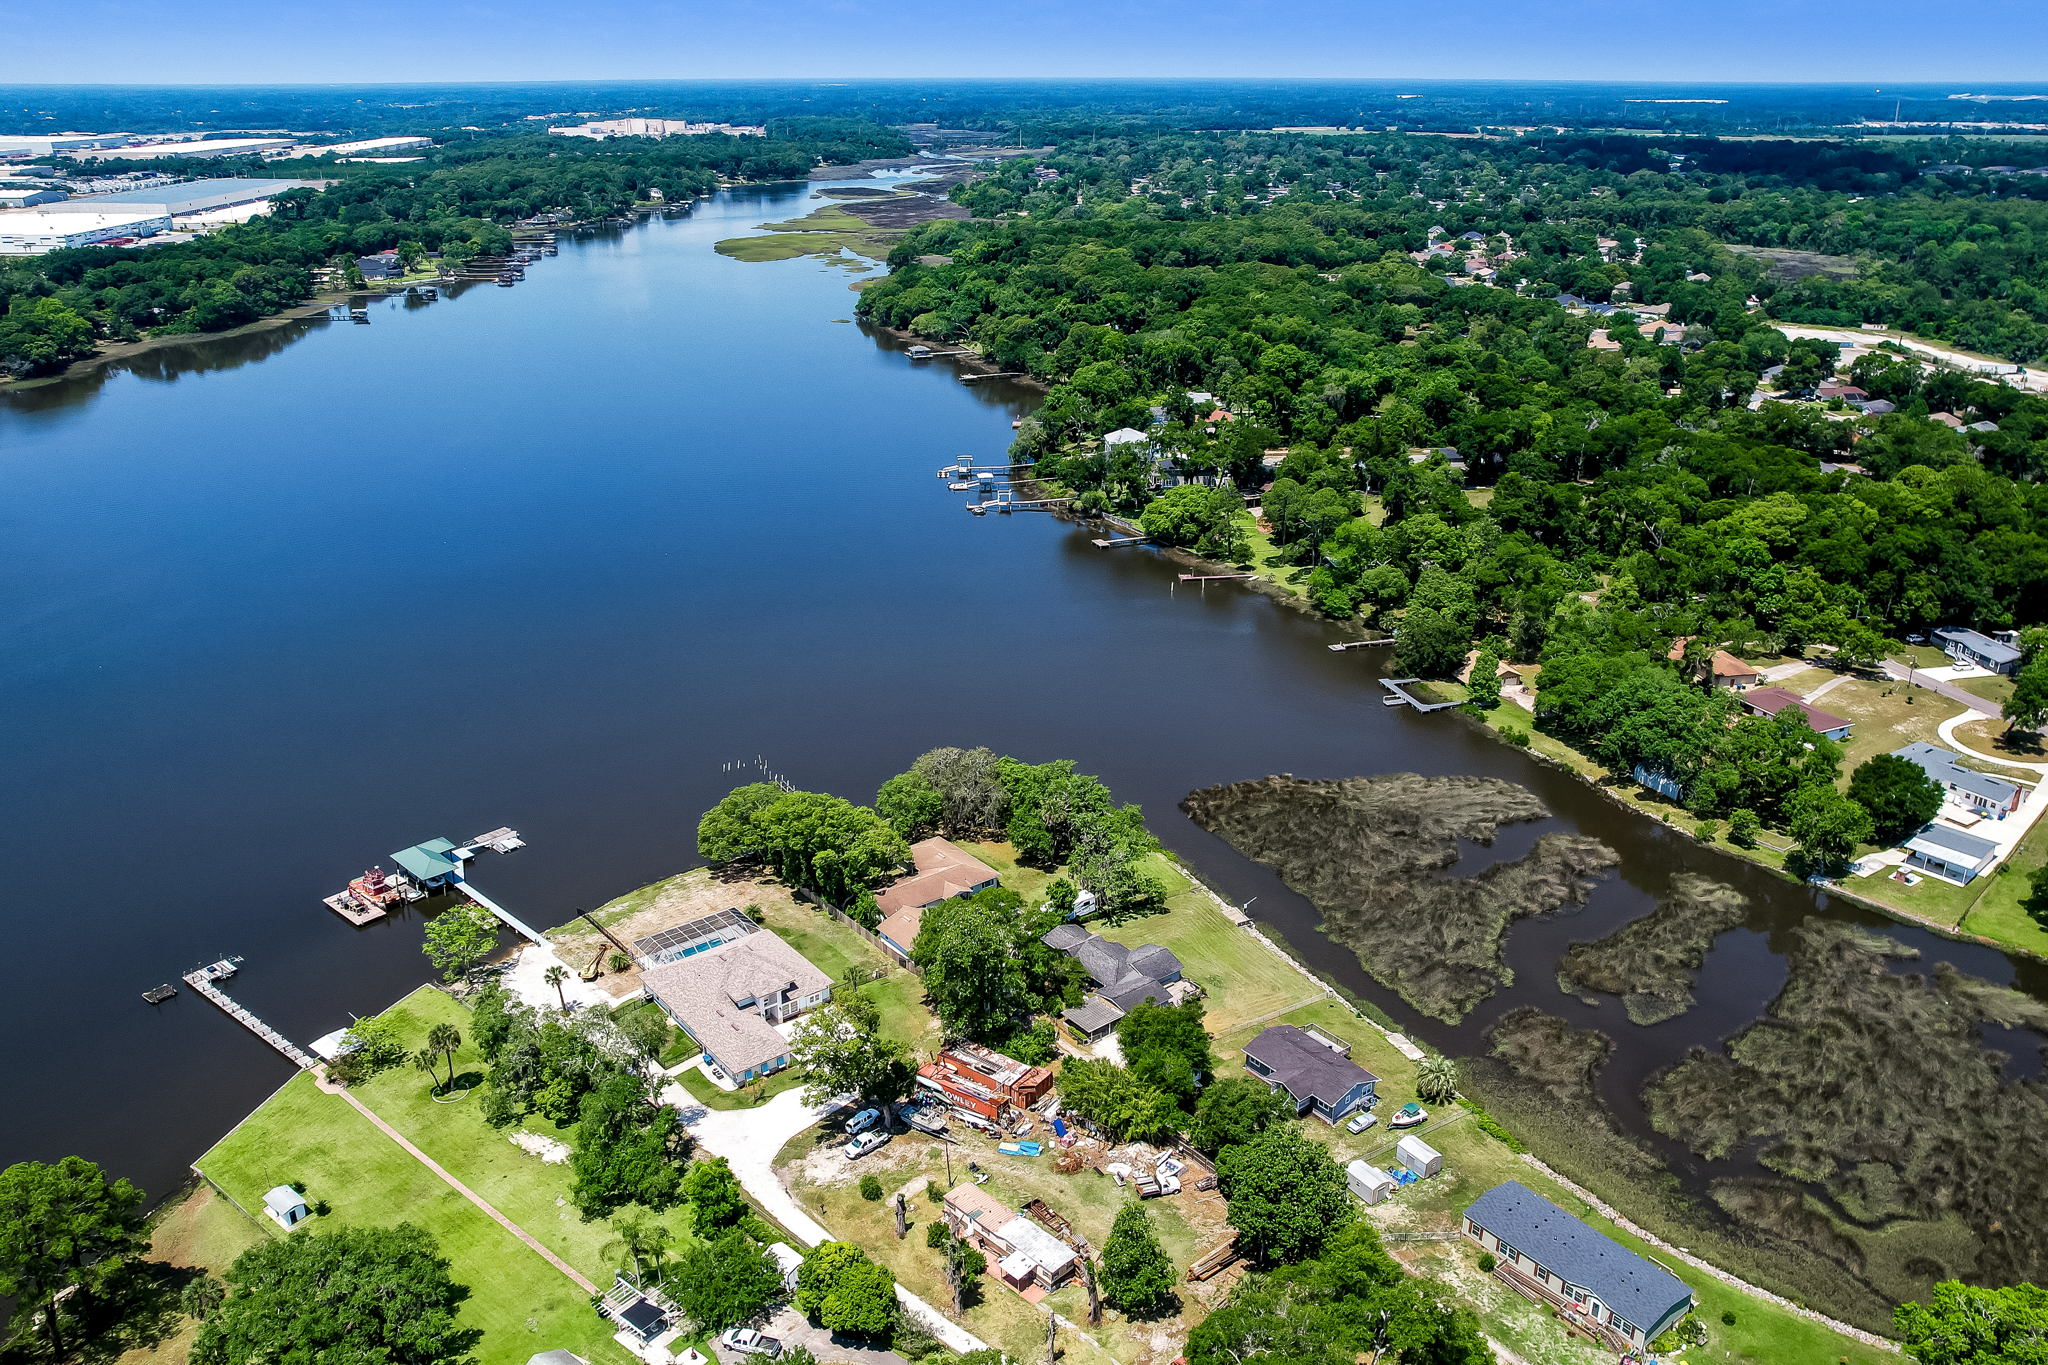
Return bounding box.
[1935,627,2023,675]
[1464,1181,1693,1352]
[1243,1024,1377,1123]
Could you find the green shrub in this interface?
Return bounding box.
[1478,1251,1496,1273]
[925,1221,949,1248]
[1721,1309,1737,1326]
[858,1174,884,1202]
[1499,724,1531,747]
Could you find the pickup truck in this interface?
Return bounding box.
[845,1130,891,1159]
[718,1328,782,1358]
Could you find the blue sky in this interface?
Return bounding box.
[9,0,2048,85]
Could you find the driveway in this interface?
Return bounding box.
[664,1085,987,1354]
[1882,659,2001,717]
[709,1307,908,1365]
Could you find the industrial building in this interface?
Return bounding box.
[276,136,434,158]
[0,133,135,156]
[76,138,298,160]
[0,209,172,254]
[0,186,67,208]
[548,118,765,139]
[46,178,300,219]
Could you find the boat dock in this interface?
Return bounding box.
[322,827,527,923]
[1178,573,1255,583]
[182,959,319,1070]
[1091,534,1153,548]
[1328,637,1395,651]
[1380,678,1462,713]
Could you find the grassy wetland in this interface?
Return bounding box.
[1557,875,1749,1024]
[1181,773,1617,1021]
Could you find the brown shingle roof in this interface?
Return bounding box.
[1709,650,1759,679]
[1742,686,1850,734]
[874,838,1000,947]
[641,932,830,1075]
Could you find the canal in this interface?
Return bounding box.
[3,177,2042,1220]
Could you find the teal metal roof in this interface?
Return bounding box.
[392,837,462,883]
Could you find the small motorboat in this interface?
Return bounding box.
[1389,1102,1428,1129]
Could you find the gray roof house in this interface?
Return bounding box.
[1935,626,2023,675]
[1891,742,2023,815]
[1042,923,1185,1040]
[1242,1023,1378,1122]
[1464,1181,1693,1351]
[1904,822,2002,885]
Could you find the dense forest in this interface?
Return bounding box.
[858,127,2048,855]
[0,120,908,376]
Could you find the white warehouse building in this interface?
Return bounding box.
[45,177,301,218]
[76,138,298,160]
[0,209,172,254]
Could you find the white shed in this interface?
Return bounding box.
[1396,1136,1442,1178]
[262,1184,311,1229]
[1346,1159,1397,1205]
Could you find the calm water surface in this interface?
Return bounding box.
[4,179,2042,1202]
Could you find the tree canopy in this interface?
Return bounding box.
[1215,1125,1354,1266]
[194,1224,478,1365]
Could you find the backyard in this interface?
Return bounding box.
[197,988,697,1365]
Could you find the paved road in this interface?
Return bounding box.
[1882,659,2000,717]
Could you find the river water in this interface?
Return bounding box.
[3,178,2043,1206]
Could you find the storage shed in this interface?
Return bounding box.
[1396,1135,1442,1178]
[1346,1158,1397,1205]
[262,1184,311,1229]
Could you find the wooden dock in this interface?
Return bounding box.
[1328,637,1395,651]
[1380,678,1462,713]
[323,891,387,926]
[959,372,1026,384]
[1091,535,1153,548]
[1178,573,1255,582]
[182,959,318,1070]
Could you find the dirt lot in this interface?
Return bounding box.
[546,867,799,1000]
[779,1118,1236,1365]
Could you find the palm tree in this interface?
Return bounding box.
[413,1047,442,1094]
[544,965,570,1013]
[1416,1055,1459,1106]
[603,1210,673,1287]
[426,1023,463,1088]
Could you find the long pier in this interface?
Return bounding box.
[1091,534,1153,548]
[463,883,549,947]
[1328,637,1396,651]
[1380,677,1462,713]
[182,961,319,1070]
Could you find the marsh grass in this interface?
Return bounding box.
[1556,875,1749,1024]
[1646,922,2048,1309]
[1181,774,1617,1021]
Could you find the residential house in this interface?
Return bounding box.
[1853,399,1896,416]
[943,1186,1078,1290]
[1904,823,2001,884]
[1242,1023,1379,1123]
[873,837,1001,960]
[1936,627,2023,675]
[1675,646,1759,691]
[1930,411,1966,429]
[1464,1181,1694,1353]
[1816,383,1868,401]
[641,931,832,1083]
[1041,923,1189,1040]
[357,250,402,280]
[917,1043,1053,1124]
[1102,427,1154,457]
[1891,742,2024,817]
[1739,686,1854,742]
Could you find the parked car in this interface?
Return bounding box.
[846,1130,892,1159]
[1346,1110,1378,1134]
[719,1328,782,1358]
[845,1107,881,1136]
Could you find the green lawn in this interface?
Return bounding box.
[1956,672,2015,707]
[1097,874,1324,1035]
[677,1063,811,1111]
[197,988,721,1365]
[200,1070,635,1365]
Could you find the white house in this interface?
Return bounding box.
[1891,742,2024,817]
[1903,823,2001,885]
[1102,427,1153,457]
